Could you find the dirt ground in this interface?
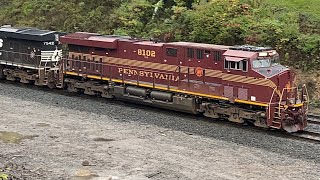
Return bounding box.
[0,85,320,179]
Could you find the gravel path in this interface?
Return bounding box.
[0,82,320,179]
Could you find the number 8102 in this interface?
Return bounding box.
[138,49,156,57]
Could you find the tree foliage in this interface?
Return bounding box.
[0,0,319,70]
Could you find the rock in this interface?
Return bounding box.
[49,135,58,139]
[82,160,90,166]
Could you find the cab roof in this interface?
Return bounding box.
[0,26,63,42]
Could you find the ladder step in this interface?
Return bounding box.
[270,125,281,129]
[272,121,281,124]
[270,121,282,128]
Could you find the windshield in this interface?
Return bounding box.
[252,56,279,68]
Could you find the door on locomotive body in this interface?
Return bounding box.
[206,49,224,97]
[26,41,42,67]
[222,56,250,101]
[163,44,180,65]
[162,44,183,88]
[4,39,19,64]
[182,46,212,94]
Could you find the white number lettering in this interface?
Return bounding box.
[0,39,3,48]
[43,42,55,46]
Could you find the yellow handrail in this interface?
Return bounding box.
[303,84,309,111]
[278,86,299,116]
[268,87,277,120]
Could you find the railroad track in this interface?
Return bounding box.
[3,80,320,144]
[289,113,320,143]
[291,130,320,143]
[307,114,320,125]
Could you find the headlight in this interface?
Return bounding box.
[289,99,294,104]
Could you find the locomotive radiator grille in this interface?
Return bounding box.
[238,88,248,100]
[224,86,234,98]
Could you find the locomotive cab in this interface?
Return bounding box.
[224,45,308,132]
[250,48,308,132]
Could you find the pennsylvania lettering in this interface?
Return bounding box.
[118,68,179,81]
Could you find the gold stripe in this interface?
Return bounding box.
[71,53,275,88]
[223,75,245,82]
[243,78,261,84]
[236,77,254,84]
[269,82,277,88]
[211,73,223,78]
[291,103,304,107]
[65,71,269,107]
[220,74,232,79]
[256,81,271,86]
[205,71,215,76]
[254,79,269,84]
[235,99,268,107]
[131,60,142,67]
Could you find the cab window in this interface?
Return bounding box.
[225,59,248,72]
[187,48,194,58]
[242,60,247,72]
[166,48,177,57]
[213,51,221,61]
[252,59,270,68]
[196,49,204,59]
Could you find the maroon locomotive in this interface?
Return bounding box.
[59,32,309,133]
[0,26,309,133]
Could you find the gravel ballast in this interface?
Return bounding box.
[0,81,320,179]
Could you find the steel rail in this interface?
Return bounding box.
[307,114,320,125]
[289,113,320,143]
[308,113,320,118]
[3,80,320,144]
[291,130,320,143]
[308,118,320,125]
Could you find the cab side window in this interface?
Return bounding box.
[224,58,248,72]
[242,60,247,72]
[196,49,204,59]
[166,48,177,57]
[213,51,221,61]
[187,48,194,58]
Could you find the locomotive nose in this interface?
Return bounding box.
[255,65,289,79]
[277,70,308,133]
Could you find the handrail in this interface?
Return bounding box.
[268,87,277,120]
[278,86,302,116]
[64,57,177,91]
[303,84,310,111]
